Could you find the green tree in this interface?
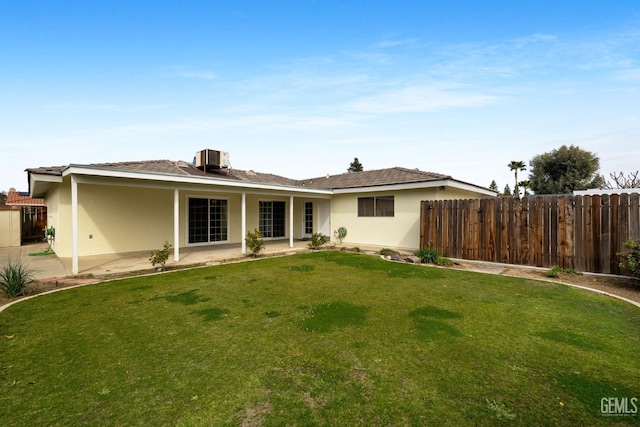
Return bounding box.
[348,157,363,172]
[518,180,530,197]
[528,145,603,194]
[503,184,511,196]
[508,160,526,198]
[489,180,498,192]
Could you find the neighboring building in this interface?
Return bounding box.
[0,188,46,247]
[27,149,496,274]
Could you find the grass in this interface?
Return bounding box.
[1,251,639,426]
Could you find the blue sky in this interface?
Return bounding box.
[1,0,639,193]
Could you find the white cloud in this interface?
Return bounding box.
[348,83,502,113]
[178,71,217,80]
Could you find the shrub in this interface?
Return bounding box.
[149,241,172,271]
[308,233,328,250]
[0,257,35,297]
[414,247,453,266]
[414,247,440,264]
[245,229,265,258]
[546,266,582,278]
[334,227,347,244]
[435,257,454,267]
[619,239,640,278]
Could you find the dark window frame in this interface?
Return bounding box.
[357,196,394,217]
[188,197,229,244]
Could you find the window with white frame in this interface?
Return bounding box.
[188,197,228,244]
[259,200,286,238]
[357,196,394,217]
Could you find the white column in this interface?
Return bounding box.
[71,175,79,275]
[289,195,294,248]
[241,192,247,254]
[173,189,180,262]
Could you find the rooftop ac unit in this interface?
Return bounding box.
[195,149,230,171]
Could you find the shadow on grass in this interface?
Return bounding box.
[151,289,211,305]
[300,301,369,333]
[410,305,463,341]
[536,329,606,351]
[556,373,638,417]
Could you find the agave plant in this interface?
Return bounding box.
[0,257,36,298]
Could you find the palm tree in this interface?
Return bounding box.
[508,161,526,198]
[518,180,531,197]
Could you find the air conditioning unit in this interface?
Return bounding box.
[195,149,230,171]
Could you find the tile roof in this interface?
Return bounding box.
[298,167,451,189]
[26,161,466,191]
[6,189,45,206]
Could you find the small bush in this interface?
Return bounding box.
[334,227,347,244]
[379,248,396,256]
[414,247,440,264]
[414,247,452,266]
[149,241,172,271]
[308,233,328,250]
[0,257,35,297]
[245,229,265,258]
[619,239,640,278]
[435,257,454,267]
[546,266,582,278]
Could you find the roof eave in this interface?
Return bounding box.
[333,179,497,195]
[61,165,334,196]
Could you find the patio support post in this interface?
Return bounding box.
[71,175,79,275]
[241,192,247,254]
[173,189,180,262]
[289,195,294,248]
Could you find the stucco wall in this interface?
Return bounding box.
[331,187,489,250]
[0,209,21,247]
[46,182,324,257]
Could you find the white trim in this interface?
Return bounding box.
[61,165,333,197]
[302,200,314,238]
[241,193,247,254]
[184,195,231,246]
[257,198,288,239]
[332,179,497,196]
[289,195,294,248]
[29,173,63,198]
[173,189,180,262]
[71,176,78,275]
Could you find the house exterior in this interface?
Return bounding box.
[27,150,496,274]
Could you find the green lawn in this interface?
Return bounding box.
[1,251,639,426]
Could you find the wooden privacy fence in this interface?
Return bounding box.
[419,193,640,274]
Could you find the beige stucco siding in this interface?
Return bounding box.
[331,187,488,250]
[43,180,71,256]
[0,209,21,247]
[75,184,174,256]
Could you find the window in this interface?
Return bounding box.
[304,201,313,235]
[357,196,394,217]
[188,198,228,244]
[259,200,286,238]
